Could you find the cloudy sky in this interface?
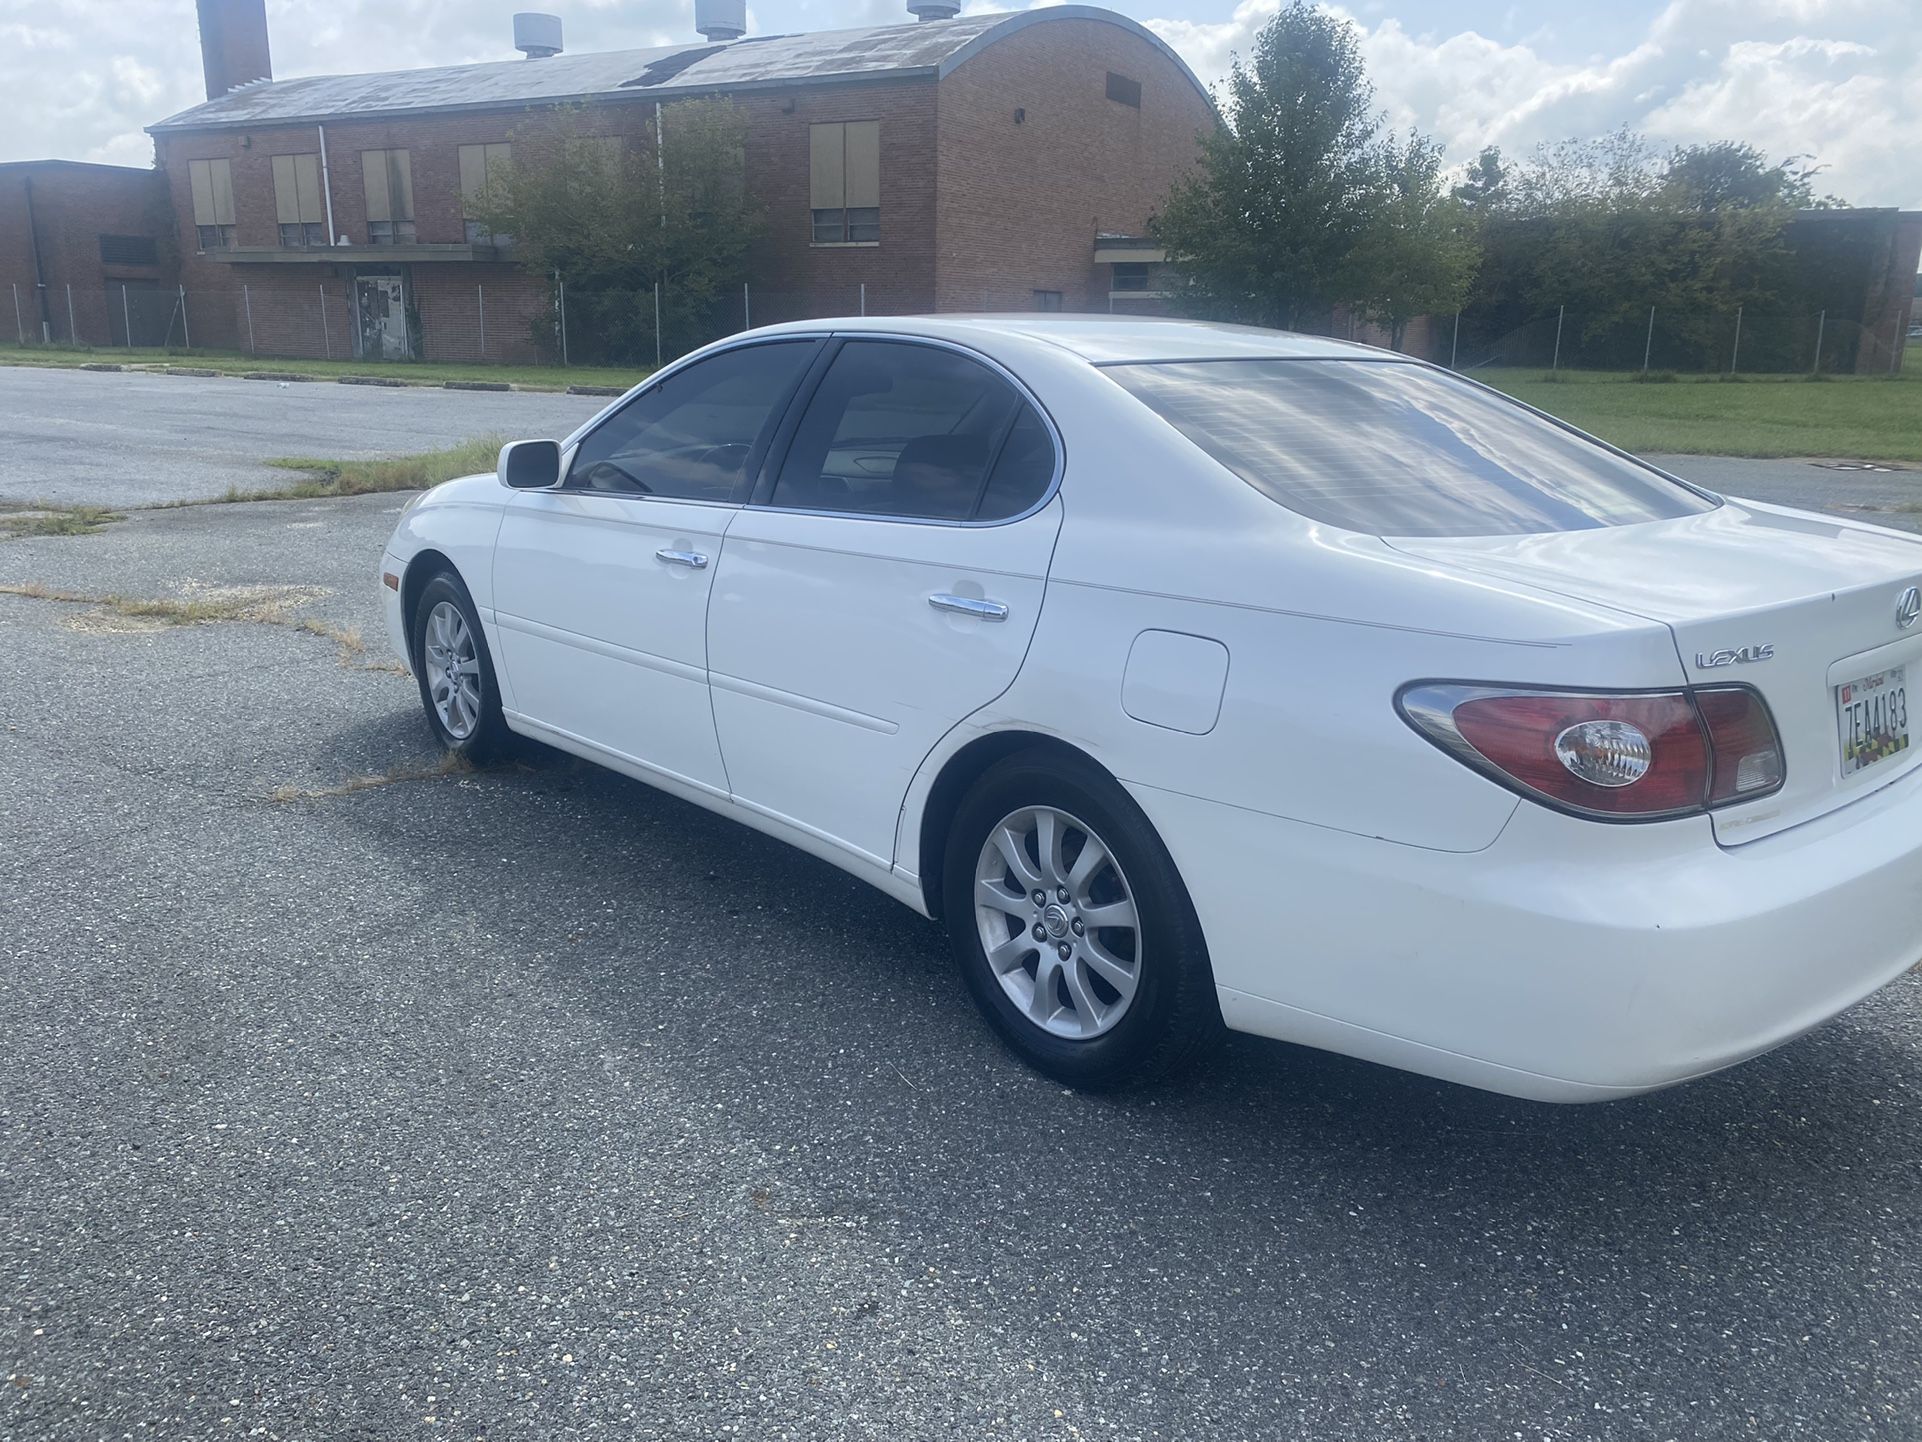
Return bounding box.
[3,0,1916,206]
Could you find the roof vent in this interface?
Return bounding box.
[694,0,746,42]
[513,12,563,58]
[907,0,960,18]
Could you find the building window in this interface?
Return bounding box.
[272,153,327,248]
[459,142,513,245]
[1111,262,1153,293]
[810,120,879,245]
[187,158,235,250]
[1105,71,1142,109]
[361,148,415,245]
[98,234,157,266]
[1033,290,1063,312]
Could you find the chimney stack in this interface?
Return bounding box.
[513,13,564,58]
[196,0,272,100]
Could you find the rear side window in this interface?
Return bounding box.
[1106,359,1716,537]
[769,340,1055,522]
[567,340,816,502]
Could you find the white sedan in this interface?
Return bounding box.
[380,317,1922,1101]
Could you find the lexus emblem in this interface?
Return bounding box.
[1900,587,1921,631]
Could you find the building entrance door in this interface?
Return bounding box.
[354,275,411,359]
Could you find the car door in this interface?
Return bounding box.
[706,336,1063,866]
[490,337,822,797]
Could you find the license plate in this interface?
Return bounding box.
[1838,665,1910,776]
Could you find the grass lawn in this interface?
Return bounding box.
[0,342,646,392]
[1476,365,1922,461]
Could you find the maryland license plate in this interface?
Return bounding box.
[1838,665,1910,776]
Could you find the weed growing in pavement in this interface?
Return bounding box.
[0,506,124,539]
[267,752,472,803]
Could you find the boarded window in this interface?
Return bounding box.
[187,158,235,226]
[458,143,512,213]
[1033,289,1063,312]
[1105,71,1141,108]
[361,148,415,244]
[810,120,879,244]
[271,153,326,247]
[98,234,158,266]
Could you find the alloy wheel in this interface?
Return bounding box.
[972,805,1142,1040]
[422,600,482,741]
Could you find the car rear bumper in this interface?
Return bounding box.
[1128,767,1922,1101]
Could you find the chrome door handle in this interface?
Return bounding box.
[929,593,1008,622]
[655,548,708,569]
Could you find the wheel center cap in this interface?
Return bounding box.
[1042,903,1071,939]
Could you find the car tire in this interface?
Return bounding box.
[943,749,1222,1088]
[410,569,512,763]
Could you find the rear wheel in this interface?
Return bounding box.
[943,750,1220,1087]
[410,570,512,762]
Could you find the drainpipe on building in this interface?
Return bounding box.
[317,123,339,244]
[21,176,52,341]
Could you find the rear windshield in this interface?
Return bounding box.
[1105,359,1716,537]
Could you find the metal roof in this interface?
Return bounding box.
[148,7,1207,133]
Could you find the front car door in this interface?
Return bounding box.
[705,337,1063,866]
[490,338,821,797]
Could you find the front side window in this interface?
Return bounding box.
[272,153,326,247]
[768,341,1055,523]
[810,120,879,244]
[566,341,818,502]
[187,158,234,250]
[1107,359,1717,538]
[361,148,415,245]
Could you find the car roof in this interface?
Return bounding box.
[739,315,1396,367]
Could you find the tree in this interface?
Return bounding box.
[1154,1,1387,328]
[1450,145,1508,213]
[478,98,761,363]
[1345,131,1479,349]
[1661,141,1821,213]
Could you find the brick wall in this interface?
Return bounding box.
[932,17,1214,312]
[0,161,172,346]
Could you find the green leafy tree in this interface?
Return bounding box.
[478,98,760,363]
[1450,145,1509,213]
[1154,1,1387,328]
[1345,131,1479,348]
[1661,141,1821,213]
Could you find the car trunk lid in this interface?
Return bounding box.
[1387,500,1922,843]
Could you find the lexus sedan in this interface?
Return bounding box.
[380,317,1922,1100]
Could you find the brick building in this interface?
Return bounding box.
[136,1,1216,363]
[0,160,173,346]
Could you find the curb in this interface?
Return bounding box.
[566,384,625,397]
[443,380,512,392]
[242,370,318,382]
[337,375,409,387]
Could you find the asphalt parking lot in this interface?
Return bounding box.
[4,376,1922,1440]
[0,366,609,507]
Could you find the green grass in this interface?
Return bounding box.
[1476,365,1922,461]
[0,505,125,539]
[0,342,645,392]
[245,436,507,501]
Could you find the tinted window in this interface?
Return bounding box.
[1107,359,1716,538]
[568,341,815,502]
[769,341,1054,522]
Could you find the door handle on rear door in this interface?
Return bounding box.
[929,593,1009,622]
[655,548,708,569]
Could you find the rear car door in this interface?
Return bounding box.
[706,337,1063,866]
[490,338,820,795]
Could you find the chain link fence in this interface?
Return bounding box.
[7,276,1913,378]
[5,276,939,370]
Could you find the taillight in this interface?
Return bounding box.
[1399,683,1784,821]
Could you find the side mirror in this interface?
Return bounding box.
[498,438,563,489]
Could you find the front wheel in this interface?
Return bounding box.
[943,751,1221,1088]
[411,570,512,762]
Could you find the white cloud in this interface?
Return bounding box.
[1145,0,1921,206]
